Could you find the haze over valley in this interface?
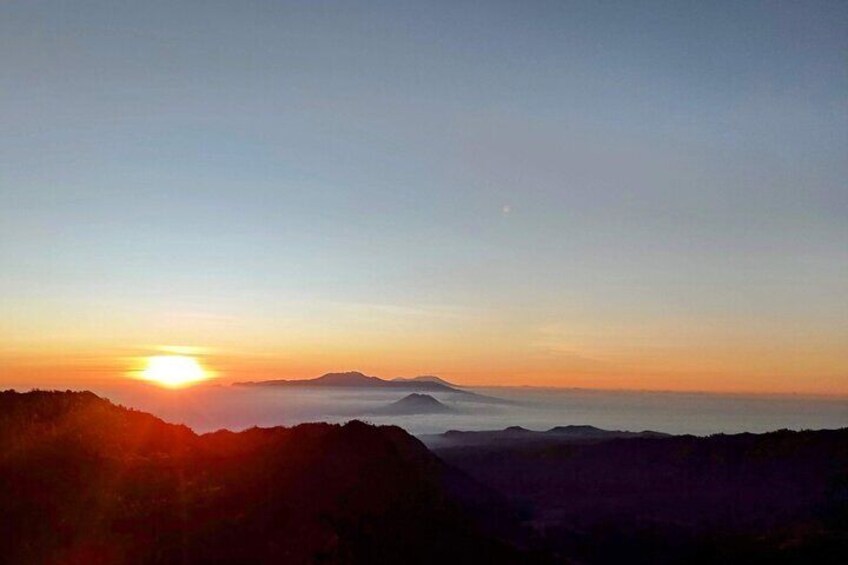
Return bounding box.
[36,371,847,437]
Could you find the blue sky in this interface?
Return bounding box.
[1,1,846,391]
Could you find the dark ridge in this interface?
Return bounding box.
[422,425,669,449]
[547,424,603,433]
[0,390,534,564]
[7,390,844,563]
[434,426,848,564]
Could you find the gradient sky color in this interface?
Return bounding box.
[2,1,847,393]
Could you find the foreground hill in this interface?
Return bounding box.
[0,390,530,564]
[4,390,844,563]
[434,427,848,564]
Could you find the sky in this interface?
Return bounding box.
[1,1,846,394]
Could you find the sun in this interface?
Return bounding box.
[141,355,210,388]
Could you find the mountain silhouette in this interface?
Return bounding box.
[392,375,460,388]
[237,371,480,397]
[370,393,455,416]
[0,390,529,564]
[311,371,384,385]
[423,425,669,448]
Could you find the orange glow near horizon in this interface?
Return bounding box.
[0,336,846,396]
[139,355,211,388]
[3,1,847,402]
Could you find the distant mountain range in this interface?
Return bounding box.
[369,393,455,416]
[391,375,459,387]
[421,424,669,448]
[236,371,475,396]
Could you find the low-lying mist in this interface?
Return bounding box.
[54,381,848,436]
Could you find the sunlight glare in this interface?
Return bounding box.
[141,355,209,388]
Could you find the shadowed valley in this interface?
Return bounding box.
[1,390,846,564]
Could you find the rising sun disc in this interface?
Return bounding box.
[141,355,209,388]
